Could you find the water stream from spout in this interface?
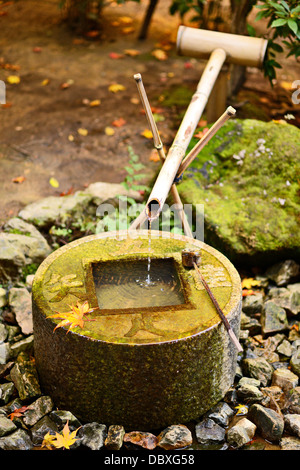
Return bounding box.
[146,219,151,284]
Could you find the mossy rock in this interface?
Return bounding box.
[177,119,300,266]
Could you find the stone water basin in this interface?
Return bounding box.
[32,230,242,429]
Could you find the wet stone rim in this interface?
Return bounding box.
[32,230,242,345]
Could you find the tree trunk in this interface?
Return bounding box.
[228,0,256,96]
[64,0,103,33]
[138,0,159,40]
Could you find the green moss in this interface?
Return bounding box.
[7,229,31,236]
[22,263,39,279]
[160,85,194,108]
[177,119,300,263]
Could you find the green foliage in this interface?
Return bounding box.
[96,146,149,233]
[170,0,206,22]
[254,1,300,82]
[120,145,148,193]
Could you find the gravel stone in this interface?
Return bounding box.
[195,418,225,445]
[248,404,284,442]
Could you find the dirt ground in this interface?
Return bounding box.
[0,0,299,225]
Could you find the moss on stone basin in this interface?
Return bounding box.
[177,119,300,265]
[32,230,241,429]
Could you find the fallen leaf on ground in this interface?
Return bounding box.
[89,99,101,107]
[122,27,135,34]
[124,49,140,56]
[105,126,115,136]
[0,62,20,71]
[184,61,193,69]
[12,176,25,183]
[151,49,168,61]
[155,41,173,51]
[68,134,74,141]
[41,78,49,86]
[119,16,133,24]
[108,83,125,93]
[280,81,292,91]
[41,432,56,450]
[235,404,248,416]
[112,117,126,127]
[85,30,100,38]
[242,289,255,297]
[72,38,86,45]
[49,300,96,333]
[141,129,153,139]
[60,187,74,197]
[7,75,20,84]
[194,127,209,139]
[149,149,160,162]
[77,128,88,136]
[42,421,81,450]
[141,106,164,115]
[32,46,42,53]
[241,278,261,290]
[8,406,28,420]
[60,79,74,90]
[49,177,59,188]
[259,97,269,104]
[2,102,12,108]
[109,52,124,59]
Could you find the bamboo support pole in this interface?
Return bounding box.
[132,73,193,238]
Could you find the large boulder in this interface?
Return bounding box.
[177,119,300,266]
[18,191,94,229]
[0,218,51,282]
[18,183,142,229]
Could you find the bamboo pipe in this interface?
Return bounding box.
[193,261,243,353]
[132,73,193,238]
[181,249,243,352]
[145,47,227,221]
[176,106,236,181]
[177,26,268,68]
